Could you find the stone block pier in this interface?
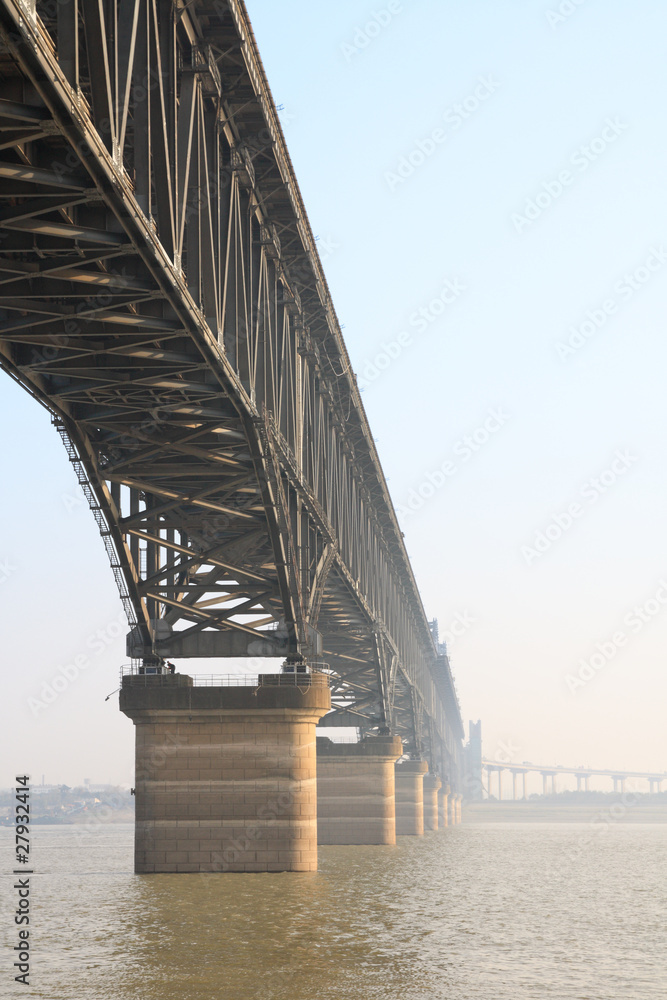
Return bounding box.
[316,735,404,844]
[394,759,429,835]
[120,671,330,873]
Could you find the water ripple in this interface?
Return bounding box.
[1,823,665,999]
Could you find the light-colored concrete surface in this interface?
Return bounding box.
[395,760,428,836]
[438,783,450,828]
[120,673,330,872]
[423,774,442,832]
[317,735,403,844]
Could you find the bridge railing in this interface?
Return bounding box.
[119,667,331,689]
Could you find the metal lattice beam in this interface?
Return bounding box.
[0,0,464,782]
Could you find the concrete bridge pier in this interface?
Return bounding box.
[423,774,442,831]
[394,760,428,835]
[447,791,462,825]
[120,672,330,873]
[511,769,528,800]
[438,784,450,827]
[316,735,404,844]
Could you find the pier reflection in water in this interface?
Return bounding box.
[4,822,665,1000]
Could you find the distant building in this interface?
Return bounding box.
[31,785,60,796]
[464,721,483,800]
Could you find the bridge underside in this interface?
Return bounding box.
[0,0,464,780]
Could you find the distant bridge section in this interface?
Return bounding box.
[481,759,667,798]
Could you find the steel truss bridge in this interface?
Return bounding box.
[0,0,464,783]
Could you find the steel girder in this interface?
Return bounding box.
[0,0,463,773]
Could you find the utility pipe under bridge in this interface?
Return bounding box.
[0,0,464,868]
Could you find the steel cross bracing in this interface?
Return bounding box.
[0,0,464,778]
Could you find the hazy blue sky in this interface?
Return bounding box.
[2,0,667,789]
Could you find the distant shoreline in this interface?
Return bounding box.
[3,805,667,827]
[0,811,135,827]
[463,803,667,823]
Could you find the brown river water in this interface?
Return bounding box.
[1,822,665,999]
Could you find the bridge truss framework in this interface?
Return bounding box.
[0,0,464,780]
